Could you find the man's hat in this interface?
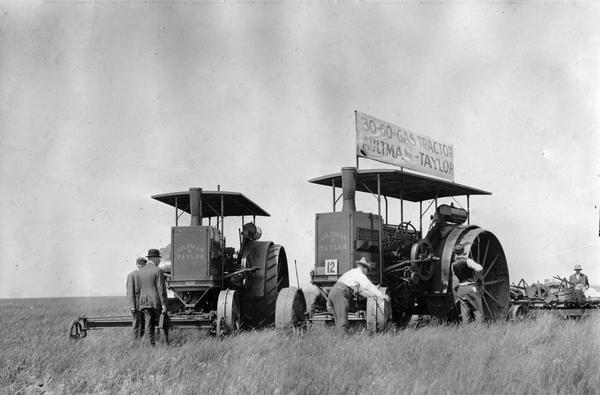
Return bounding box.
[356,257,373,270]
[574,264,582,270]
[454,244,465,254]
[146,249,162,258]
[136,257,147,265]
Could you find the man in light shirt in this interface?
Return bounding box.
[452,244,484,324]
[569,264,589,291]
[329,257,390,332]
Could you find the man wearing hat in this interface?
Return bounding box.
[328,257,390,332]
[146,248,162,267]
[138,248,168,346]
[569,264,589,290]
[126,257,147,339]
[452,244,484,324]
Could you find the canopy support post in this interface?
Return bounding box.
[221,193,225,290]
[175,197,179,227]
[400,194,404,224]
[332,179,336,212]
[467,195,471,225]
[419,201,423,235]
[377,173,383,284]
[384,196,388,226]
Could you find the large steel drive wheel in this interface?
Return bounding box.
[275,287,306,331]
[458,228,510,321]
[242,244,290,327]
[216,289,240,336]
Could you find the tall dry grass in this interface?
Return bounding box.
[0,297,598,394]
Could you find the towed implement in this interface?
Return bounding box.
[509,277,600,320]
[275,167,510,331]
[70,187,289,339]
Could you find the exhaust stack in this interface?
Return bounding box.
[341,167,357,213]
[189,187,203,226]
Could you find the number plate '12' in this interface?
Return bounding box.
[325,259,338,275]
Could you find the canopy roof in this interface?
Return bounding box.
[151,190,270,217]
[308,169,491,202]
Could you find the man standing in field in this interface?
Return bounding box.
[452,244,484,324]
[126,256,147,339]
[146,248,162,267]
[138,249,168,346]
[569,264,589,291]
[329,257,390,332]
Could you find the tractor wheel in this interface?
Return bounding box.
[507,304,529,321]
[275,287,307,331]
[69,320,86,340]
[443,227,510,321]
[216,289,240,336]
[366,287,392,333]
[241,244,289,327]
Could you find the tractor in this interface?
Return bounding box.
[70,187,289,339]
[275,167,510,331]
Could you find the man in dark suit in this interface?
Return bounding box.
[569,264,589,290]
[139,249,168,346]
[126,256,147,339]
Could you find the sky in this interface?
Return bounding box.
[1,1,599,298]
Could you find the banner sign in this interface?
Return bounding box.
[355,111,454,181]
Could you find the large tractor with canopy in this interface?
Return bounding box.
[275,166,510,331]
[70,187,289,339]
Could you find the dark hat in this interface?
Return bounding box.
[453,244,465,254]
[136,257,147,265]
[356,257,373,270]
[146,249,162,258]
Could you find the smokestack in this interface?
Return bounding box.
[189,187,202,226]
[341,167,357,213]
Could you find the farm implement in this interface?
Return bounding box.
[70,187,290,339]
[508,277,600,320]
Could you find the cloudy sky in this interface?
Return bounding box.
[1,1,599,298]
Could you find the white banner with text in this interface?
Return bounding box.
[355,111,454,181]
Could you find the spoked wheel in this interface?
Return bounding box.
[69,319,87,340]
[275,287,307,332]
[410,239,435,282]
[216,289,241,337]
[460,229,510,321]
[507,304,529,321]
[397,221,417,235]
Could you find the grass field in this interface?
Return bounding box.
[1,297,598,395]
